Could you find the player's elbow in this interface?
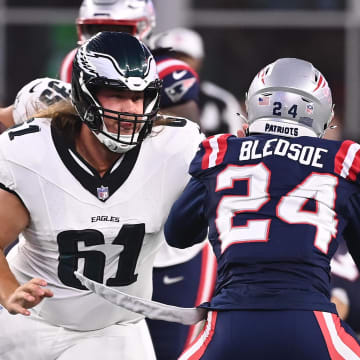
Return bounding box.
[164,221,207,249]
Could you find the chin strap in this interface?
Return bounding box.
[74,271,207,325]
[154,114,187,127]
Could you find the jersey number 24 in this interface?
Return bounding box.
[215,163,338,254]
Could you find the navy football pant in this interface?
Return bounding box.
[179,310,360,360]
[147,245,216,360]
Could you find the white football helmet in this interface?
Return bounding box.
[76,0,156,44]
[245,58,334,138]
[150,27,204,60]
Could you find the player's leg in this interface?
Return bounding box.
[57,318,156,360]
[179,310,360,360]
[0,306,61,360]
[184,243,217,348]
[313,310,360,359]
[147,251,202,359]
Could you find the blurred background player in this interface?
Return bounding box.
[60,0,156,82]
[149,27,244,136]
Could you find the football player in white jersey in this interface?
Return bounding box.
[58,2,216,359]
[0,31,204,360]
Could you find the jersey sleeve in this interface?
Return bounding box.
[189,133,234,176]
[333,140,360,184]
[164,177,208,249]
[156,58,200,108]
[12,78,71,125]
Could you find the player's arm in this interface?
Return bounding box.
[343,192,360,271]
[164,177,208,248]
[0,105,15,130]
[0,189,53,315]
[331,287,350,320]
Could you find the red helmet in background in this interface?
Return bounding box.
[76,0,156,44]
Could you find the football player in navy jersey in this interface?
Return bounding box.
[0,32,204,360]
[164,58,360,359]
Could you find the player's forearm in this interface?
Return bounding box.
[165,178,208,248]
[0,105,15,129]
[0,249,20,306]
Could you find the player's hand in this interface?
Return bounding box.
[237,123,249,138]
[4,278,53,316]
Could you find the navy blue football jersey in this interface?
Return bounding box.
[155,54,199,108]
[165,133,360,314]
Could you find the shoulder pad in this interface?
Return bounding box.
[12,78,71,125]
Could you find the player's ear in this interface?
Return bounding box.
[236,123,249,138]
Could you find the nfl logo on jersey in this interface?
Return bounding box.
[97,185,109,201]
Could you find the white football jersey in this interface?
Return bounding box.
[0,117,203,331]
[11,76,207,268]
[12,78,71,125]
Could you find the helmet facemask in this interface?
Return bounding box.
[83,82,160,153]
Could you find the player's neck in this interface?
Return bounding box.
[75,125,122,177]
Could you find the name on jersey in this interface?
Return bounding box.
[91,216,120,222]
[239,138,328,168]
[265,123,298,136]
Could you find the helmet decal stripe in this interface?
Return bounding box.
[313,74,324,92]
[259,69,266,85]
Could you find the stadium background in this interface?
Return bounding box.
[0,0,358,139]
